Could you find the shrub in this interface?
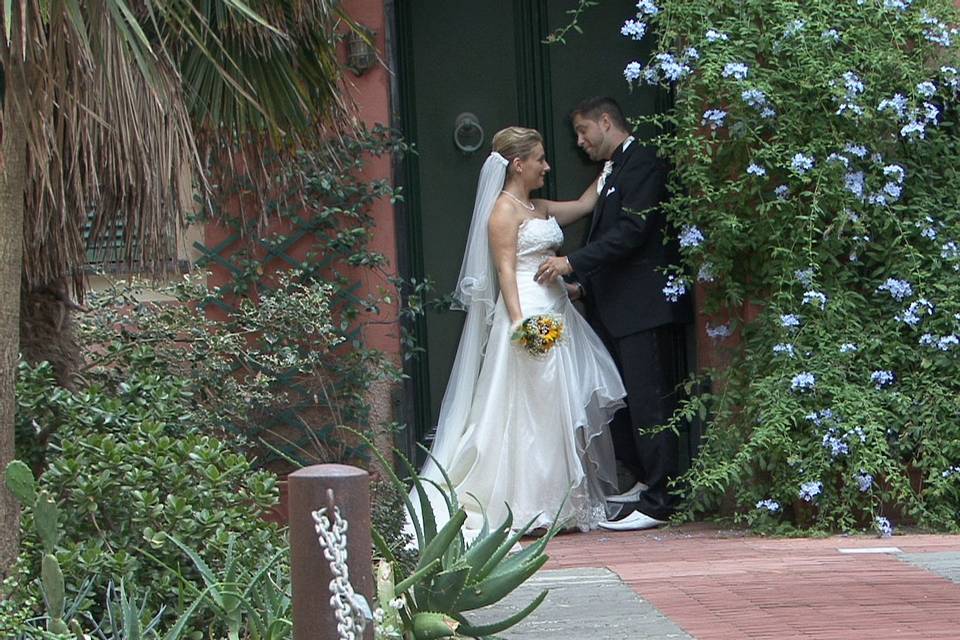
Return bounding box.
[620,0,960,532]
[7,362,283,634]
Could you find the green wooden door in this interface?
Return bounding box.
[396,1,661,454]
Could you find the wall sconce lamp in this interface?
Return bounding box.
[346,26,377,76]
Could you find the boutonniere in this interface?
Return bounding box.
[606,186,617,196]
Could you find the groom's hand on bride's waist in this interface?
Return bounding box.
[535,256,573,283]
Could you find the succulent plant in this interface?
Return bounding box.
[6,459,69,635]
[366,442,563,640]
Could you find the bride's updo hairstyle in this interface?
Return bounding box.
[492,127,543,173]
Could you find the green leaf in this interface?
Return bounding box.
[457,589,548,637]
[5,460,36,505]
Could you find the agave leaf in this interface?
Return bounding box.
[164,534,224,607]
[162,585,214,640]
[456,589,548,637]
[415,508,466,572]
[463,504,513,575]
[371,527,397,564]
[424,565,471,613]
[396,451,438,547]
[411,611,459,639]
[473,510,542,582]
[413,509,466,605]
[418,443,460,515]
[340,427,424,550]
[420,477,463,566]
[455,555,548,611]
[394,558,441,595]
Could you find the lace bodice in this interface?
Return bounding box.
[516,217,563,271]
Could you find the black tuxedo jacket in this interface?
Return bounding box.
[567,142,692,338]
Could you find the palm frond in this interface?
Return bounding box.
[1,0,356,297]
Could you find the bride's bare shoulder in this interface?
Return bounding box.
[487,197,522,232]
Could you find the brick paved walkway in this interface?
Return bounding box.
[541,523,960,639]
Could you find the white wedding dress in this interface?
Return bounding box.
[427,215,626,536]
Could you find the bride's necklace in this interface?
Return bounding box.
[501,190,535,211]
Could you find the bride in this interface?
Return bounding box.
[416,126,626,536]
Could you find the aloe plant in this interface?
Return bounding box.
[362,438,562,640]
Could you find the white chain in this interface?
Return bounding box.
[313,504,369,640]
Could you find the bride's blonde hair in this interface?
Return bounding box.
[492,127,543,171]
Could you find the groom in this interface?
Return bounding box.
[536,96,692,530]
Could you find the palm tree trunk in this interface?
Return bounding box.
[0,52,28,574]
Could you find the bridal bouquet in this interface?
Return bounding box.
[511,313,565,356]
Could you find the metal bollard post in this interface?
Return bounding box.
[289,464,373,640]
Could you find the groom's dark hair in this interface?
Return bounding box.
[570,97,629,131]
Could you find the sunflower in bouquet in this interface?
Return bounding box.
[511,313,565,356]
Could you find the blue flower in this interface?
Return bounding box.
[794,268,814,286]
[701,109,727,129]
[896,298,934,328]
[679,225,706,248]
[875,516,893,538]
[722,62,749,80]
[783,19,806,38]
[774,184,790,200]
[878,94,909,119]
[871,370,895,389]
[942,465,960,478]
[856,471,874,492]
[636,0,660,15]
[706,323,732,339]
[705,29,729,42]
[741,88,768,108]
[876,278,913,301]
[821,29,841,42]
[791,153,815,174]
[747,163,766,177]
[883,182,903,201]
[697,262,716,283]
[844,171,866,201]
[803,291,827,309]
[826,153,850,168]
[773,343,796,357]
[822,430,849,457]
[916,81,937,98]
[883,164,906,183]
[941,241,959,260]
[919,333,936,347]
[844,144,869,158]
[780,313,801,328]
[662,275,687,302]
[941,66,960,91]
[655,53,691,82]
[791,372,816,392]
[883,0,912,10]
[839,343,858,353]
[806,408,837,427]
[900,120,927,141]
[684,47,700,60]
[756,499,781,512]
[842,71,865,97]
[621,19,647,40]
[799,481,823,502]
[924,18,953,47]
[624,61,643,83]
[760,107,777,119]
[923,102,940,123]
[938,335,960,351]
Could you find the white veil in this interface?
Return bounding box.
[417,151,508,490]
